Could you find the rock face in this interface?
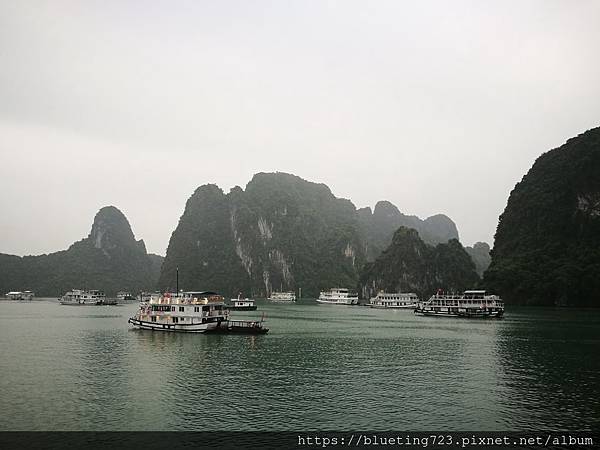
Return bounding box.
[159,174,365,297]
[484,126,600,306]
[357,201,459,261]
[465,242,492,277]
[159,172,461,298]
[0,206,162,297]
[359,227,479,300]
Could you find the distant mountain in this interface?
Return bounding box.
[484,126,600,306]
[359,226,479,300]
[0,206,163,297]
[465,242,491,277]
[357,201,459,260]
[159,172,461,298]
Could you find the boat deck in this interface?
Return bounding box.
[211,320,269,334]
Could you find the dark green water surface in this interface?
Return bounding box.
[0,299,598,431]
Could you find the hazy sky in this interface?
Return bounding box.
[1,1,599,256]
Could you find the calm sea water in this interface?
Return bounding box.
[0,299,598,431]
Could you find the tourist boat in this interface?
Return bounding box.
[137,292,160,303]
[317,288,358,305]
[59,289,107,305]
[267,291,296,302]
[369,291,419,309]
[229,294,257,311]
[128,291,268,333]
[414,290,504,318]
[5,291,34,301]
[117,291,135,301]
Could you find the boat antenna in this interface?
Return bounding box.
[176,267,179,297]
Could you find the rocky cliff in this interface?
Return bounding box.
[357,201,459,260]
[159,172,461,298]
[0,206,162,296]
[465,242,492,277]
[359,227,479,300]
[484,126,600,305]
[159,174,365,297]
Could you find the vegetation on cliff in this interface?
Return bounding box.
[359,227,479,300]
[357,201,459,260]
[0,206,162,296]
[484,126,600,306]
[159,173,461,298]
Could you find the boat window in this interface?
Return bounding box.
[151,316,157,322]
[171,306,175,312]
[194,307,199,312]
[179,306,184,312]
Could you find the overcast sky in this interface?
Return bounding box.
[1,1,599,256]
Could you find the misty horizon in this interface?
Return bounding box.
[1,1,599,256]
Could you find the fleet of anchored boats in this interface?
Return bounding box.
[4,284,505,335]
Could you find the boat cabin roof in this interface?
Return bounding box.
[464,290,486,294]
[182,291,219,296]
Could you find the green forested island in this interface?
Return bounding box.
[6,125,599,308]
[359,227,479,300]
[0,206,162,296]
[484,126,600,306]
[159,172,461,297]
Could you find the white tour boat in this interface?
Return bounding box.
[369,291,419,309]
[116,291,135,301]
[317,288,358,305]
[267,291,296,302]
[229,294,257,311]
[59,289,107,305]
[128,291,230,333]
[414,290,504,318]
[137,292,160,303]
[5,291,35,301]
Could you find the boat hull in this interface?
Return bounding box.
[414,307,504,318]
[369,304,416,309]
[59,300,117,306]
[228,305,257,311]
[316,299,357,305]
[128,317,228,333]
[60,301,102,306]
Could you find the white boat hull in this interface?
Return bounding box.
[369,304,416,309]
[59,300,102,306]
[316,298,357,305]
[128,317,228,333]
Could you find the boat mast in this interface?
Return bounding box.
[176,267,179,297]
